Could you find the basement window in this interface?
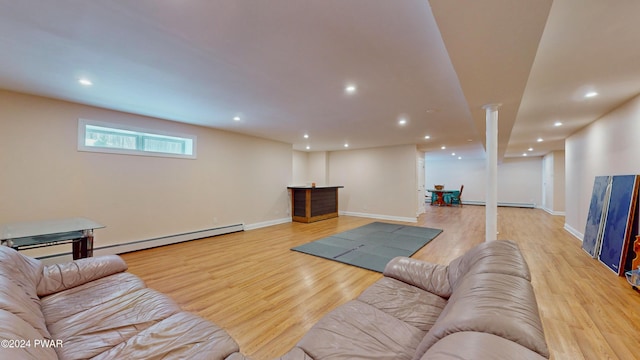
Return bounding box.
[78,119,196,159]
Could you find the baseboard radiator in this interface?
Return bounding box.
[461,200,536,208]
[38,224,244,264]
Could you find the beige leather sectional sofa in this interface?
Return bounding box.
[0,239,548,359]
[278,240,549,359]
[0,246,246,360]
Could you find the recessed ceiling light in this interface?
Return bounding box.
[78,78,92,86]
[554,121,563,127]
[451,152,456,156]
[345,85,357,94]
[467,139,473,142]
[585,91,598,98]
[523,153,528,156]
[344,143,349,148]
[441,146,446,150]
[398,118,407,126]
[233,116,241,121]
[306,145,310,150]
[457,156,462,160]
[528,147,533,151]
[537,138,543,142]
[424,135,431,140]
[303,134,309,139]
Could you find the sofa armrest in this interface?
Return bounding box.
[36,255,128,297]
[383,257,451,298]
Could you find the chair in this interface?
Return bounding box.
[448,185,464,206]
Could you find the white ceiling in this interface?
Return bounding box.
[1,0,638,161]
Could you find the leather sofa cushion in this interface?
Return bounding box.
[41,272,146,325]
[0,247,44,291]
[414,272,549,359]
[297,300,424,360]
[357,277,447,332]
[45,287,181,359]
[419,331,548,360]
[447,240,531,289]
[0,247,50,339]
[0,310,57,359]
[0,276,51,339]
[92,312,242,360]
[278,347,314,360]
[0,248,246,360]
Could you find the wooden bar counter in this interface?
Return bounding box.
[287,186,344,223]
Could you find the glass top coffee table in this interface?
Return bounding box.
[0,218,104,259]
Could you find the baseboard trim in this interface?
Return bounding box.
[463,200,536,208]
[243,217,291,231]
[563,223,583,242]
[37,224,244,264]
[541,207,566,216]
[339,211,417,223]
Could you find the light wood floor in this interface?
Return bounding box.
[121,205,640,360]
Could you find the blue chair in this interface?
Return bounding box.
[446,185,464,206]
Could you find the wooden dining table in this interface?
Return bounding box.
[427,189,458,206]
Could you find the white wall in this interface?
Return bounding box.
[291,150,328,186]
[425,157,485,201]
[328,145,418,221]
[425,156,543,206]
[542,150,566,214]
[416,150,426,215]
[542,153,554,211]
[499,158,543,205]
[291,146,418,221]
[292,150,308,185]
[553,151,566,213]
[308,151,329,186]
[565,93,640,239]
[0,90,293,257]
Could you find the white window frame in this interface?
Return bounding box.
[77,119,197,159]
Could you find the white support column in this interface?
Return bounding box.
[483,104,500,242]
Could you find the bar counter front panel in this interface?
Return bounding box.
[288,186,344,223]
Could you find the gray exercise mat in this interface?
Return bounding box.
[291,222,442,272]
